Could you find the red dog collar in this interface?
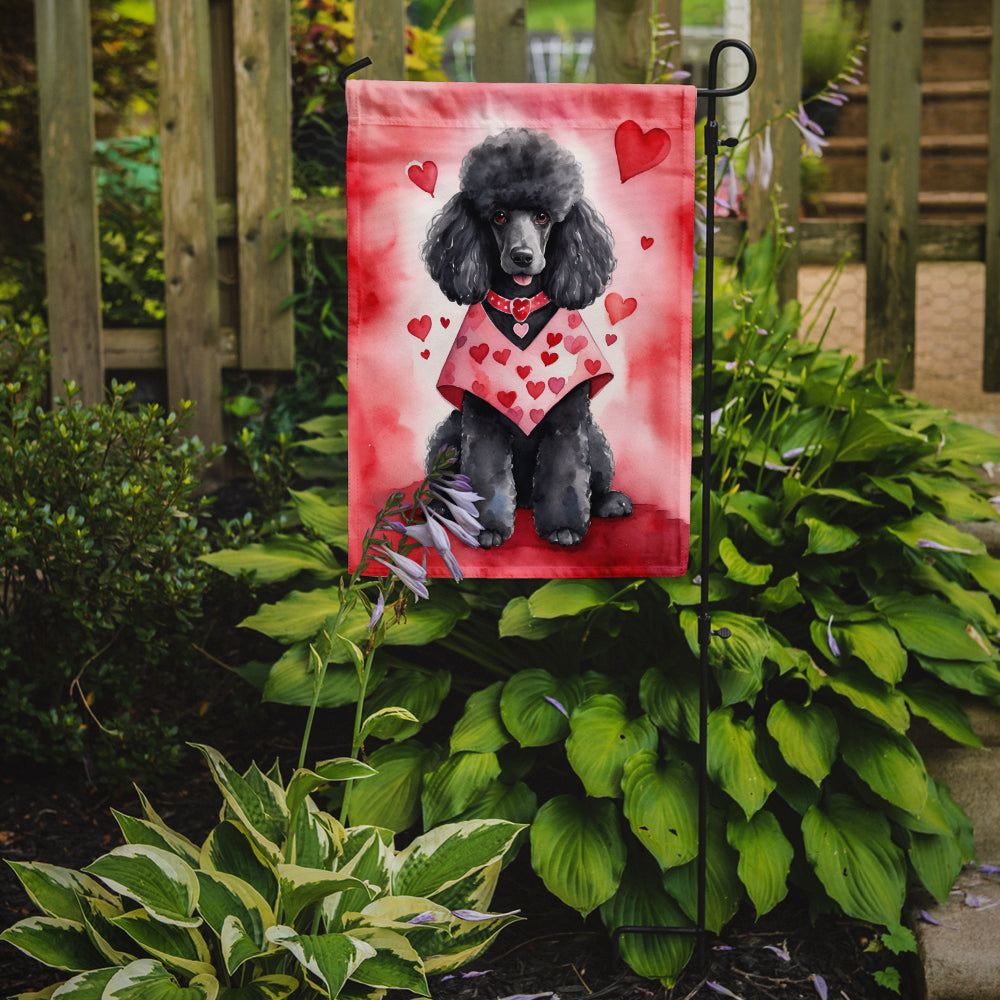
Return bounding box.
[486,289,550,322]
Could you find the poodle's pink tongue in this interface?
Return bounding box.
[513,274,533,286]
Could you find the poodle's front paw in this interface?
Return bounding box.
[593,490,633,519]
[545,527,584,547]
[478,528,510,549]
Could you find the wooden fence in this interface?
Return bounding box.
[33,0,1000,445]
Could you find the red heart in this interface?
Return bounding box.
[441,317,451,328]
[530,408,545,424]
[585,358,602,375]
[493,348,510,365]
[567,312,582,329]
[470,343,489,364]
[605,293,637,326]
[541,352,559,367]
[456,334,468,347]
[512,298,531,321]
[526,380,545,399]
[407,315,431,341]
[420,349,430,359]
[565,334,587,355]
[407,160,438,196]
[517,365,532,379]
[606,333,618,346]
[509,406,524,424]
[641,236,654,250]
[472,380,488,396]
[547,331,562,347]
[548,377,565,395]
[497,390,517,409]
[615,121,671,182]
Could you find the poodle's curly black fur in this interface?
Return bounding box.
[421,127,631,549]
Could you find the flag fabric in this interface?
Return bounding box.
[347,80,696,578]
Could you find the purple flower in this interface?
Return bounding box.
[407,911,438,925]
[367,590,385,631]
[791,104,829,156]
[399,502,465,582]
[451,908,521,921]
[917,538,973,554]
[371,544,429,600]
[747,125,773,190]
[544,695,569,718]
[827,616,841,658]
[812,974,828,1000]
[706,983,742,999]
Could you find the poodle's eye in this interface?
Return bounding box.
[492,210,508,225]
[534,211,550,225]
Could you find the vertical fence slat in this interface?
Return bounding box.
[474,0,527,82]
[594,0,651,84]
[864,0,923,389]
[355,0,406,80]
[983,0,1000,390]
[746,0,801,304]
[34,0,103,405]
[660,0,682,70]
[157,0,223,445]
[233,0,294,369]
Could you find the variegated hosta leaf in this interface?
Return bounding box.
[347,740,442,832]
[102,958,218,999]
[421,906,522,975]
[565,695,658,799]
[285,760,375,823]
[200,822,278,910]
[110,908,214,979]
[344,926,429,995]
[450,681,511,754]
[802,793,906,926]
[391,820,524,901]
[499,669,585,747]
[838,718,929,817]
[529,795,626,917]
[599,853,694,987]
[621,751,699,871]
[362,667,451,741]
[83,845,200,928]
[423,859,501,916]
[191,746,287,863]
[323,829,393,931]
[195,871,274,974]
[727,810,793,917]
[77,894,136,966]
[214,974,299,1000]
[112,811,202,868]
[0,916,107,972]
[45,966,118,997]
[706,707,776,819]
[765,700,838,786]
[276,864,375,925]
[288,801,343,870]
[265,925,375,998]
[420,751,501,829]
[4,861,118,922]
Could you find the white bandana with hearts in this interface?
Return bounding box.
[436,302,612,436]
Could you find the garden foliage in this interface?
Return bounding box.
[1,744,523,999]
[206,232,1000,984]
[0,317,218,782]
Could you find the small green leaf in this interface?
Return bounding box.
[288,489,348,546]
[727,810,793,917]
[200,536,342,584]
[450,682,511,754]
[499,670,584,747]
[718,537,773,585]
[639,664,699,743]
[277,865,373,925]
[527,579,618,618]
[765,700,838,786]
[803,517,859,555]
[707,707,776,818]
[347,740,441,832]
[838,718,929,817]
[497,597,564,639]
[421,751,502,828]
[901,680,982,748]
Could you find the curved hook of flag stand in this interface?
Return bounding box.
[339,39,758,976]
[612,38,756,973]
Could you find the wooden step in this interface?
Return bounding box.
[922,0,991,28]
[812,190,987,222]
[922,25,993,83]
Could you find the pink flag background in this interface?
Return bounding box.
[347,80,695,578]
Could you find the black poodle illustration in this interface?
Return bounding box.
[422,127,632,548]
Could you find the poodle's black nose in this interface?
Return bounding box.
[511,248,534,267]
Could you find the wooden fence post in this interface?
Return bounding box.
[746,0,801,305]
[34,0,104,405]
[233,0,294,369]
[355,0,407,80]
[983,0,1000,390]
[864,0,923,389]
[474,0,527,83]
[157,0,223,445]
[594,0,652,84]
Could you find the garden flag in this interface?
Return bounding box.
[347,80,696,578]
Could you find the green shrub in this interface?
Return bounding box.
[0,316,220,783]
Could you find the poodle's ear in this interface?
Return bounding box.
[421,194,493,304]
[542,199,617,309]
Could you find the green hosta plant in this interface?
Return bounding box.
[1,744,523,999]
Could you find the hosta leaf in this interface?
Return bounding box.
[0,916,107,971]
[874,593,995,662]
[111,909,214,978]
[195,871,273,973]
[260,643,387,709]
[199,822,278,910]
[802,793,906,926]
[621,751,699,871]
[5,862,118,923]
[288,489,349,546]
[833,621,907,684]
[905,472,998,522]
[727,811,793,917]
[362,667,451,740]
[346,926,428,994]
[909,828,965,905]
[360,706,421,742]
[765,700,838,786]
[112,812,201,868]
[530,795,626,917]
[660,810,741,933]
[265,926,375,997]
[718,537,772,585]
[216,975,299,1000]
[639,664,699,743]
[450,682,511,754]
[83,846,200,928]
[393,820,524,900]
[526,579,618,618]
[421,751,502,828]
[347,740,442,832]
[680,610,770,706]
[910,562,1000,633]
[423,906,522,974]
[566,695,658,798]
[838,718,928,816]
[200,535,342,584]
[901,680,982,748]
[916,655,1000,697]
[966,553,1000,597]
[285,759,376,822]
[935,421,1000,464]
[808,660,909,732]
[885,512,985,556]
[499,670,585,747]
[46,967,118,998]
[103,959,218,1000]
[599,853,694,987]
[835,410,927,463]
[497,597,564,639]
[707,708,776,819]
[453,779,538,827]
[322,829,393,931]
[755,573,804,614]
[276,865,374,925]
[76,895,136,966]
[802,517,859,556]
[724,490,784,545]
